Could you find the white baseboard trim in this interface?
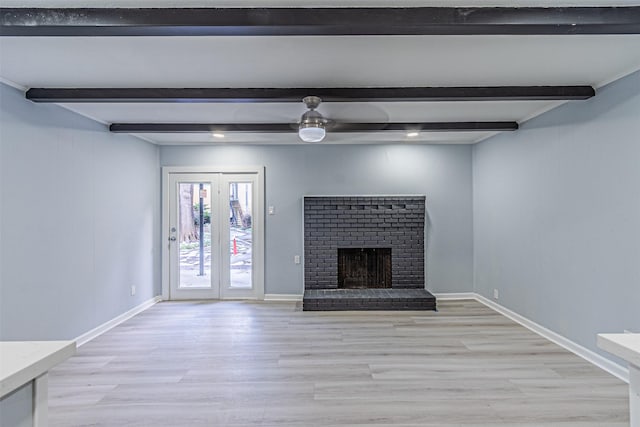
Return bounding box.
[472,293,629,383]
[75,296,162,347]
[432,292,476,300]
[73,292,629,383]
[264,294,303,301]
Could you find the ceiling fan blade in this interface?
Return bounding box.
[327,122,389,132]
[326,122,518,132]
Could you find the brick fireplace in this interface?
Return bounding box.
[302,196,436,311]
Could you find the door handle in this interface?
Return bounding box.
[169,236,177,241]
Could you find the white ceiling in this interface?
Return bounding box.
[3,36,640,88]
[56,101,560,123]
[2,4,640,145]
[137,130,495,145]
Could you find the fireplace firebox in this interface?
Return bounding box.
[338,248,391,289]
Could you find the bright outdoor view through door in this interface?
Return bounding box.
[178,182,213,289]
[228,181,253,289]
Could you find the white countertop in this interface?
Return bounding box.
[597,333,640,368]
[0,341,76,398]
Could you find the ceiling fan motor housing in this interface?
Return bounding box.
[300,109,325,128]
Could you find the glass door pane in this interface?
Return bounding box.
[178,182,212,289]
[229,181,253,289]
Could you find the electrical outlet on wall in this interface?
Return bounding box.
[130,285,136,296]
[493,289,499,299]
[294,255,300,264]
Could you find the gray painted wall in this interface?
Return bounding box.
[0,384,31,427]
[0,83,161,341]
[473,69,640,363]
[160,144,474,295]
[5,65,636,420]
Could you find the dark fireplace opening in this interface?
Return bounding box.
[338,248,391,289]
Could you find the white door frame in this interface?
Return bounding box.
[162,166,265,300]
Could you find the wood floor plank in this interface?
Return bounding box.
[48,299,629,426]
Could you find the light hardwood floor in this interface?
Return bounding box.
[49,300,629,426]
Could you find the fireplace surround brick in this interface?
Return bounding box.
[303,196,426,290]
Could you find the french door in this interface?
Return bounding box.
[164,169,263,300]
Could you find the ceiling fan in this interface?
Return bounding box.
[298,96,328,143]
[106,90,525,138]
[295,96,403,143]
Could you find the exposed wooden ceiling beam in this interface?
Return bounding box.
[2,7,640,36]
[27,86,595,103]
[109,122,518,133]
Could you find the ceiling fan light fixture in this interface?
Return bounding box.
[299,124,326,143]
[298,96,327,143]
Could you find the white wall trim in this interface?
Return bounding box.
[472,293,629,383]
[434,292,628,383]
[161,166,265,301]
[595,63,640,89]
[162,166,265,174]
[432,292,476,300]
[0,76,26,91]
[264,294,303,301]
[75,296,162,347]
[71,291,628,383]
